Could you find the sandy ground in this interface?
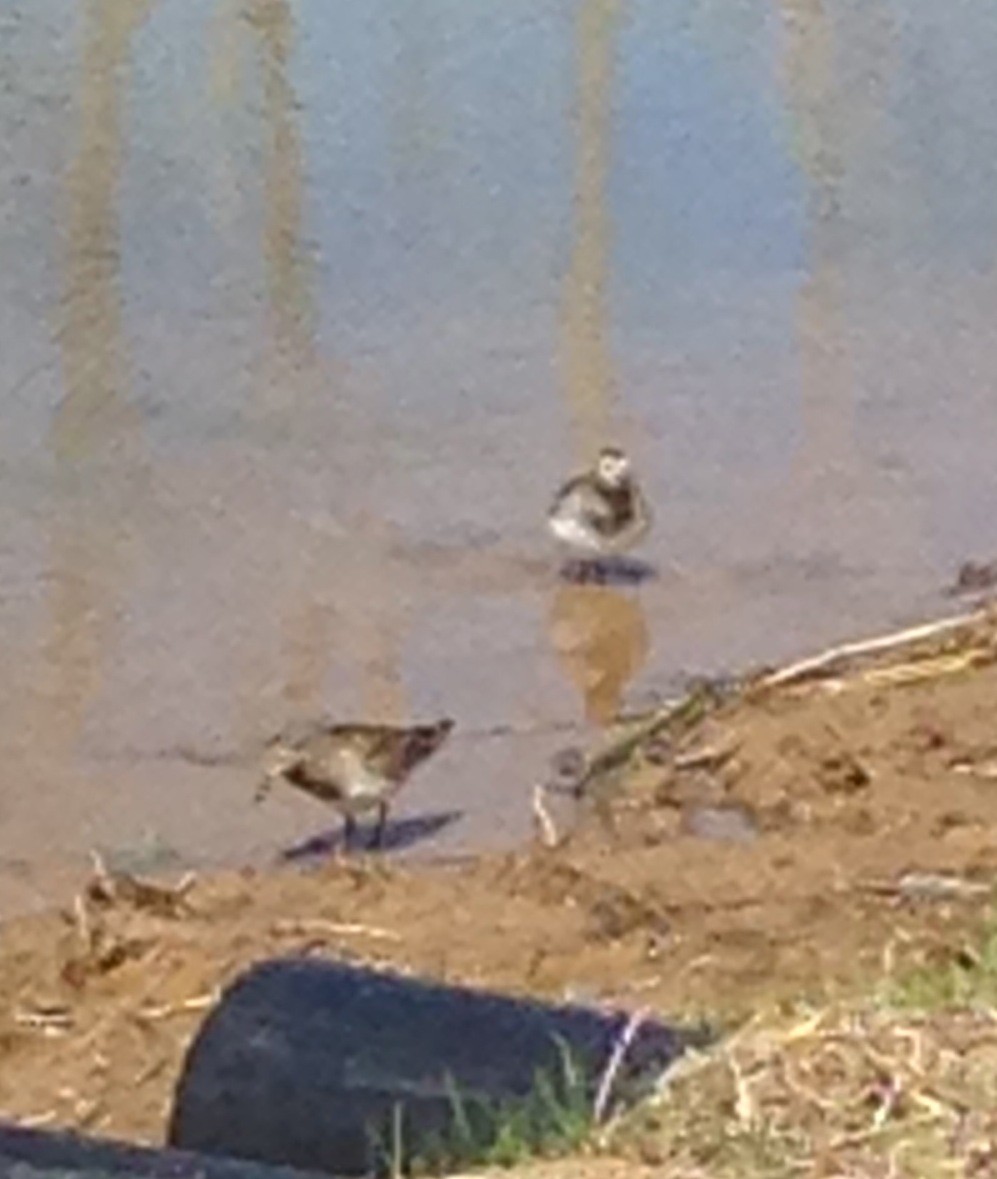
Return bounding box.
[1,606,997,1172]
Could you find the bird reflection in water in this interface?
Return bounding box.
[547,583,649,727]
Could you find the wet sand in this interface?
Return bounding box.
[3,0,997,912]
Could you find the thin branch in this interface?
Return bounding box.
[759,608,987,689]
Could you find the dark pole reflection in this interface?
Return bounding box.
[551,0,648,726]
[36,0,154,751]
[559,0,622,466]
[775,0,925,573]
[242,0,407,729]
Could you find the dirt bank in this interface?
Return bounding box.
[1,607,997,1167]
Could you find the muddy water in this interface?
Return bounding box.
[2,0,996,913]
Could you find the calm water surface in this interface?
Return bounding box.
[2,0,997,912]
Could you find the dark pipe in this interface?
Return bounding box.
[0,1123,329,1178]
[168,958,698,1177]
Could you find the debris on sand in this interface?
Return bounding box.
[1,607,997,1175]
[84,852,196,918]
[946,558,997,597]
[621,997,997,1177]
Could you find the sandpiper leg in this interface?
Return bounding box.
[342,814,357,853]
[370,802,389,850]
[561,558,588,584]
[566,558,603,585]
[590,558,610,585]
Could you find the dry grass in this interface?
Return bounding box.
[459,923,997,1178]
[602,922,997,1178]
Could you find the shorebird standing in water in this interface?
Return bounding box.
[547,446,652,580]
[255,719,454,851]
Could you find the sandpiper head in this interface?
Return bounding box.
[407,717,456,761]
[256,734,300,801]
[595,446,631,488]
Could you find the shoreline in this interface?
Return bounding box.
[0,602,996,1165]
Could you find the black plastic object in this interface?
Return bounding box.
[0,1122,329,1179]
[168,958,692,1177]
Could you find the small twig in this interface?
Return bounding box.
[18,1110,57,1129]
[532,783,560,849]
[951,759,997,780]
[270,919,401,942]
[859,873,992,903]
[593,1008,647,1124]
[781,1010,827,1042]
[14,1005,74,1033]
[870,1075,903,1132]
[75,1098,106,1129]
[133,1056,170,1087]
[673,741,740,772]
[89,850,112,890]
[135,991,219,1022]
[625,975,663,994]
[72,893,93,952]
[390,1100,404,1179]
[727,1049,757,1129]
[908,1089,953,1120]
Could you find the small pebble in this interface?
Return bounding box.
[681,804,759,844]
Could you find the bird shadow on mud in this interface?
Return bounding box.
[277,810,463,864]
[559,556,657,586]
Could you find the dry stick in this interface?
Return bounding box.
[759,607,987,690]
[270,919,401,942]
[89,849,112,889]
[532,784,560,849]
[14,1007,74,1032]
[859,872,991,902]
[136,991,220,1022]
[726,1048,756,1129]
[592,1008,647,1124]
[72,893,93,952]
[833,650,989,694]
[952,760,997,779]
[672,741,740,771]
[390,1101,404,1179]
[17,1111,57,1130]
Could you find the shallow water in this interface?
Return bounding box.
[2,0,997,912]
